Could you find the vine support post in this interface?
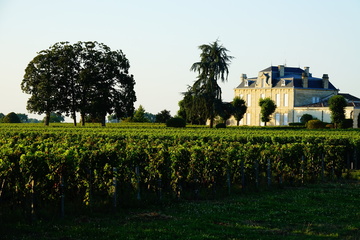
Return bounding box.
[301,155,305,185]
[241,160,245,191]
[157,178,162,202]
[60,174,65,218]
[321,154,325,182]
[30,179,36,223]
[267,158,271,187]
[255,159,259,189]
[354,148,358,170]
[226,167,231,195]
[113,167,117,208]
[135,166,141,201]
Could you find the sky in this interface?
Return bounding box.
[0,0,359,121]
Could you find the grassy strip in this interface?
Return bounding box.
[2,182,360,240]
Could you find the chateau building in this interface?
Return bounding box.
[229,65,360,128]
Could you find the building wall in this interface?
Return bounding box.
[294,88,337,106]
[233,87,295,126]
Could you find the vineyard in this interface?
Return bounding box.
[0,123,359,219]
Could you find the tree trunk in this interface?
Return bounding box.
[101,115,106,127]
[72,111,77,126]
[44,112,50,126]
[236,120,239,126]
[209,118,214,128]
[81,113,86,126]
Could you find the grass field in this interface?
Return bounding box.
[2,181,360,240]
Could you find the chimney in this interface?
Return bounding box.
[322,74,329,89]
[241,74,247,83]
[278,65,285,77]
[302,72,308,88]
[304,66,310,76]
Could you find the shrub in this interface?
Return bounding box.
[300,114,313,124]
[289,123,305,127]
[2,112,21,123]
[338,119,353,129]
[166,117,186,128]
[306,120,326,129]
[215,123,226,128]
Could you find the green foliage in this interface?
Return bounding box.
[166,117,186,127]
[44,112,65,123]
[288,122,305,127]
[190,40,233,128]
[215,122,226,128]
[180,88,207,125]
[300,113,313,124]
[217,101,234,123]
[2,112,21,123]
[328,95,347,128]
[0,113,4,122]
[339,119,353,129]
[21,41,136,126]
[232,96,247,126]
[259,97,276,125]
[307,119,326,129]
[0,123,359,225]
[132,105,149,122]
[155,109,171,123]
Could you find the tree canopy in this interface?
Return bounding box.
[155,109,171,123]
[328,95,347,128]
[190,40,233,128]
[21,41,136,126]
[259,97,277,126]
[232,97,247,126]
[2,112,21,123]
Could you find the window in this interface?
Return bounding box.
[283,113,288,125]
[260,93,265,100]
[284,93,289,107]
[275,113,280,126]
[239,94,243,99]
[276,94,280,106]
[312,97,320,103]
[247,94,251,107]
[246,113,251,125]
[245,80,249,87]
[281,79,286,86]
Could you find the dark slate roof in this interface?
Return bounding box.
[298,93,360,108]
[236,66,338,90]
[339,93,360,102]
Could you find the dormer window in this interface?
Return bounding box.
[281,79,286,87]
[245,80,249,87]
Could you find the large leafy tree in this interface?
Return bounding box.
[22,48,63,126]
[328,95,347,128]
[190,40,233,128]
[21,41,136,126]
[232,96,247,126]
[259,97,276,126]
[155,109,171,123]
[180,88,208,125]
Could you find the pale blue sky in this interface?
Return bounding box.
[0,0,359,120]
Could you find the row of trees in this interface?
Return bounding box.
[0,112,65,123]
[21,41,136,126]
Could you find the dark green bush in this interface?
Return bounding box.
[166,117,186,128]
[307,120,326,129]
[339,119,353,129]
[215,123,226,128]
[289,122,305,127]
